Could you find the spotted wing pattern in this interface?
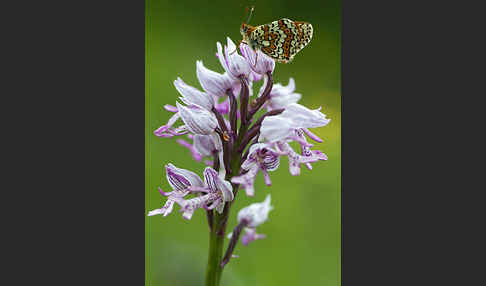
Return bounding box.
[249,18,313,63]
[294,21,313,54]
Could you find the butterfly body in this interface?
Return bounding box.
[240,18,313,63]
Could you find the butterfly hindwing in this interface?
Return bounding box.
[294,21,313,54]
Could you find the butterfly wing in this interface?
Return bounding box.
[293,21,313,55]
[250,19,313,63]
[249,20,282,61]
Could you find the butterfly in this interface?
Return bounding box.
[239,9,313,63]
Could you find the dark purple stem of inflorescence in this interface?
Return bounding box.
[238,77,250,130]
[220,219,248,267]
[248,72,274,119]
[228,90,238,138]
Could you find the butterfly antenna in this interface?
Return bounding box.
[245,5,255,24]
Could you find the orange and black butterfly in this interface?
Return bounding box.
[240,7,313,63]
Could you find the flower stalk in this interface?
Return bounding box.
[221,219,246,267]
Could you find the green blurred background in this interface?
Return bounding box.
[146,0,340,285]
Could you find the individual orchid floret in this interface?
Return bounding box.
[196,61,235,97]
[202,167,234,211]
[264,78,302,110]
[147,164,204,217]
[237,194,273,228]
[259,103,330,143]
[275,141,328,176]
[217,37,251,80]
[176,102,218,135]
[279,103,331,128]
[221,195,273,267]
[174,77,215,111]
[231,143,280,196]
[174,167,234,219]
[240,43,275,75]
[293,128,326,169]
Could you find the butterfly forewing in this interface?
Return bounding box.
[248,18,313,63]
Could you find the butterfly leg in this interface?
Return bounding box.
[254,50,258,68]
[230,40,248,55]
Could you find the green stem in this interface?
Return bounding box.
[205,213,225,286]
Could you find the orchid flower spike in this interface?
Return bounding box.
[150,36,332,275]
